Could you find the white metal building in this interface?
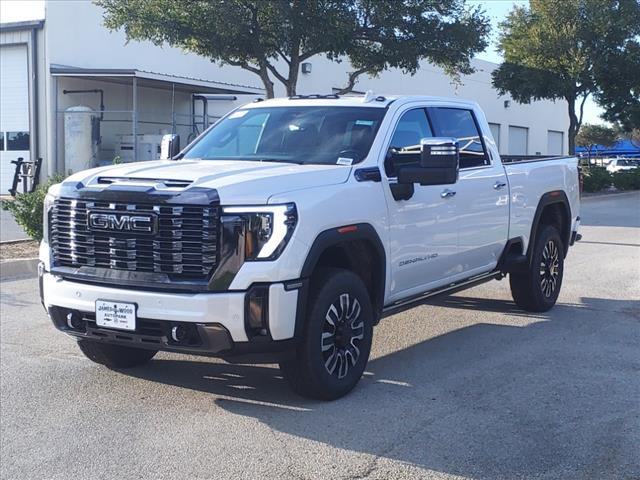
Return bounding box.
[0,1,569,194]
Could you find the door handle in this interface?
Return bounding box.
[493,181,507,190]
[441,189,456,198]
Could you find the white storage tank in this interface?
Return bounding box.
[64,105,99,174]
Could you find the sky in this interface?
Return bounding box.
[0,0,604,124]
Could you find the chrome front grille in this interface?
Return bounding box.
[50,198,219,279]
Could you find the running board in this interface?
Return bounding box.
[381,271,500,318]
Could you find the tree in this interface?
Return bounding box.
[630,129,640,149]
[491,0,640,154]
[96,0,489,98]
[594,38,640,132]
[618,127,640,149]
[575,124,619,161]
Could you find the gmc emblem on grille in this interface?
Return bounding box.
[88,212,157,234]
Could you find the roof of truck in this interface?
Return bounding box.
[248,93,479,109]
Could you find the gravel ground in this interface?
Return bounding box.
[0,192,638,480]
[0,240,39,261]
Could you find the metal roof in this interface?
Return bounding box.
[0,20,45,32]
[50,65,265,95]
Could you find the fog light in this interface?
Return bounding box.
[171,325,188,343]
[246,286,269,339]
[66,312,83,330]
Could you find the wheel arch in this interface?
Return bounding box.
[300,223,386,322]
[528,190,572,261]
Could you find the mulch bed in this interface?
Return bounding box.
[0,240,40,261]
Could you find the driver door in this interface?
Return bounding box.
[381,107,459,303]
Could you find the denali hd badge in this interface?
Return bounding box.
[88,212,157,234]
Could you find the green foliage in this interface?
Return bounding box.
[612,169,640,191]
[575,124,619,157]
[617,128,640,150]
[582,167,612,193]
[595,42,640,132]
[95,0,490,97]
[1,175,64,241]
[491,0,640,153]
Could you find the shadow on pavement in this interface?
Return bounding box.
[124,296,640,479]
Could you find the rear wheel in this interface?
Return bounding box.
[77,339,157,369]
[510,225,564,312]
[280,268,374,400]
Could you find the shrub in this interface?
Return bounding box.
[582,167,612,193]
[612,169,640,191]
[1,174,65,241]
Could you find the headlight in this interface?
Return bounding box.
[222,204,297,260]
[42,184,61,244]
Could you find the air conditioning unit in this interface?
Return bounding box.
[116,134,164,162]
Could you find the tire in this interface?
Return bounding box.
[510,225,564,312]
[77,339,157,369]
[280,268,374,400]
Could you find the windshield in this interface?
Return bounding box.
[183,106,386,165]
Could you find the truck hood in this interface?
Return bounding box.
[64,159,352,204]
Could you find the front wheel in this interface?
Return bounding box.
[510,225,564,312]
[280,268,374,400]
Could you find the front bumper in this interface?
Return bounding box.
[40,267,305,361]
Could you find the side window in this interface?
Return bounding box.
[385,108,433,176]
[389,109,433,149]
[428,108,489,169]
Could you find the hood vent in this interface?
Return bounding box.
[97,177,192,189]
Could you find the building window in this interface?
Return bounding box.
[6,131,30,151]
[547,130,564,156]
[508,126,528,155]
[0,132,4,151]
[488,123,501,152]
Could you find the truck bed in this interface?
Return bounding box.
[502,155,580,253]
[501,155,571,164]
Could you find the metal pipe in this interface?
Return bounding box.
[192,95,212,130]
[31,27,39,163]
[132,77,138,160]
[171,83,176,135]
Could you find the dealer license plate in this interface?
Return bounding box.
[95,300,136,331]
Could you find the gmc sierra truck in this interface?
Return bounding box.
[39,94,581,400]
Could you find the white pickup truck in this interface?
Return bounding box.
[39,94,581,399]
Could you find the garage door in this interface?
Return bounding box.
[508,126,528,156]
[547,130,564,155]
[0,45,30,194]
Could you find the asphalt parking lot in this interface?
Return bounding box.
[1,192,639,480]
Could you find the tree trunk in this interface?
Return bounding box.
[258,65,275,98]
[286,56,300,97]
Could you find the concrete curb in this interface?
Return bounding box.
[0,238,31,245]
[582,190,640,200]
[0,258,39,280]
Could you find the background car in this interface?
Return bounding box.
[606,158,640,173]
